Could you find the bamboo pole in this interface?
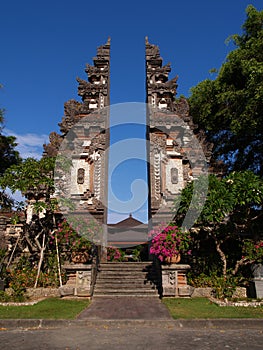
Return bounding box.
[55,233,62,287]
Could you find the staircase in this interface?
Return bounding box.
[93,262,159,297]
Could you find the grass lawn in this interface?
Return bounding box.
[0,298,90,319]
[163,298,263,319]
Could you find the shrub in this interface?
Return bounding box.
[107,247,125,262]
[149,224,192,262]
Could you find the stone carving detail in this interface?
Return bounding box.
[146,38,213,225]
[145,36,161,59]
[168,271,176,285]
[43,132,63,157]
[146,37,178,111]
[45,38,110,157]
[43,40,110,225]
[171,168,178,184]
[153,152,161,200]
[94,153,102,200]
[150,133,166,150]
[77,168,85,184]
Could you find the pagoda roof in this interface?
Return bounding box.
[108,214,146,228]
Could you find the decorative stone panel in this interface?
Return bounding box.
[161,264,192,297]
[59,264,92,297]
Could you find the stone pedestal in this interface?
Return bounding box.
[250,264,263,298]
[249,279,263,299]
[161,264,192,297]
[59,264,92,297]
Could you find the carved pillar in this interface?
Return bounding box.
[145,38,210,227]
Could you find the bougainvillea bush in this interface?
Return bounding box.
[149,224,192,262]
[51,219,93,257]
[107,247,125,262]
[242,240,263,264]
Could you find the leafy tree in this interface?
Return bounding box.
[0,85,21,210]
[0,87,21,176]
[189,6,263,175]
[175,171,263,278]
[0,157,97,288]
[0,157,55,196]
[0,157,59,287]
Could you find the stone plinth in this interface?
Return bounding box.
[59,264,92,297]
[161,264,192,297]
[249,279,263,299]
[249,264,263,298]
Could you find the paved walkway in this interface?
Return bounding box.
[1,322,263,350]
[77,296,172,320]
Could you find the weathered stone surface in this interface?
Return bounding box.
[249,280,263,298]
[145,38,213,227]
[191,287,247,299]
[60,264,93,297]
[161,264,191,297]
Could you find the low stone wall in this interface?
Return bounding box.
[26,288,60,299]
[4,287,60,300]
[191,287,247,299]
[210,297,263,307]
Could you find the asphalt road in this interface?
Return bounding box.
[0,323,263,350]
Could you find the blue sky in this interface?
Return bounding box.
[1,0,262,223]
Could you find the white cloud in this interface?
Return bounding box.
[4,129,49,159]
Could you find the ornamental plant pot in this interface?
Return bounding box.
[164,254,181,264]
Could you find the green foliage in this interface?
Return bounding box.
[0,98,21,176]
[149,224,192,262]
[130,245,148,262]
[211,275,238,299]
[243,240,263,264]
[6,253,65,301]
[0,88,21,210]
[0,290,12,302]
[0,89,21,176]
[189,5,263,175]
[177,171,263,228]
[188,272,238,299]
[107,247,125,262]
[0,134,21,176]
[0,157,55,194]
[54,219,94,255]
[175,171,263,278]
[0,248,8,280]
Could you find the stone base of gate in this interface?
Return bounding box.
[59,264,92,297]
[161,264,193,297]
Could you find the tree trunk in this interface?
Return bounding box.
[55,233,62,287]
[214,236,227,277]
[6,235,20,268]
[34,233,46,289]
[232,258,251,276]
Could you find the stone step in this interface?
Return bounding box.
[96,280,156,287]
[94,288,157,296]
[99,263,153,267]
[97,271,155,276]
[95,278,157,283]
[93,261,159,297]
[96,285,156,292]
[93,294,158,298]
[99,266,153,270]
